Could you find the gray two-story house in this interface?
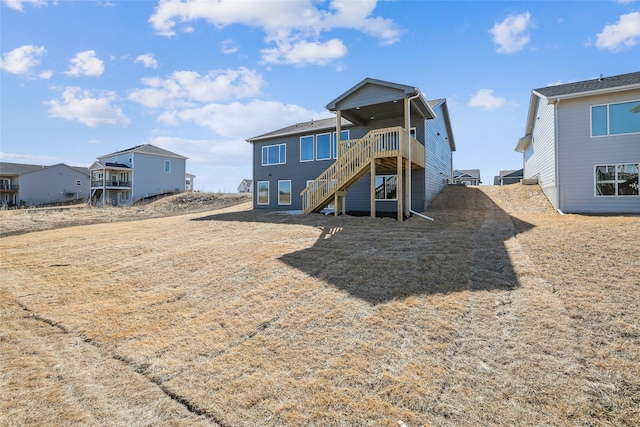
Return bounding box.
[515,71,639,213]
[0,162,90,206]
[89,144,187,206]
[247,78,456,221]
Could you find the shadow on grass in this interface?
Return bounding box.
[193,187,535,304]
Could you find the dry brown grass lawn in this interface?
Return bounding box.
[1,186,638,426]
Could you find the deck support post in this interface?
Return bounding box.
[404,159,410,218]
[397,154,403,222]
[370,160,376,218]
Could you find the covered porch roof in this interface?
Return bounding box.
[325,78,436,126]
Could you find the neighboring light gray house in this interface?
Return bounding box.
[237,179,253,193]
[246,78,456,221]
[89,144,188,206]
[453,169,481,185]
[0,162,90,206]
[515,71,639,213]
[493,169,523,186]
[186,173,196,192]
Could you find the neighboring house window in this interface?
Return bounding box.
[375,175,398,200]
[300,136,314,162]
[164,160,171,173]
[316,133,331,160]
[333,130,349,158]
[591,100,640,136]
[595,163,639,196]
[257,181,269,204]
[278,180,291,205]
[262,144,286,165]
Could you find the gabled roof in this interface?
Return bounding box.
[455,169,480,179]
[516,71,640,153]
[247,117,353,142]
[98,144,187,160]
[0,162,47,175]
[428,98,456,152]
[0,162,89,177]
[533,71,640,100]
[498,169,523,179]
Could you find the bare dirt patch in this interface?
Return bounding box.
[1,185,638,426]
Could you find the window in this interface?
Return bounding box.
[595,163,639,196]
[591,100,640,136]
[375,175,398,200]
[164,160,171,173]
[76,180,82,186]
[333,130,349,158]
[262,144,286,165]
[300,136,314,162]
[257,181,269,204]
[316,133,331,160]
[278,180,291,205]
[410,127,417,139]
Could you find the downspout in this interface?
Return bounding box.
[408,91,434,221]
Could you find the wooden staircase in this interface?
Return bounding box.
[300,126,425,214]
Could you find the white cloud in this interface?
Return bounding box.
[0,151,59,164]
[148,136,250,165]
[3,0,47,12]
[148,0,400,66]
[595,12,640,52]
[0,44,46,75]
[468,89,507,110]
[221,39,239,54]
[261,38,347,66]
[46,86,131,127]
[489,12,532,54]
[128,67,264,109]
[39,70,53,79]
[64,50,105,77]
[159,99,331,139]
[135,53,159,69]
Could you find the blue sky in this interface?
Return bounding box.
[1,0,639,191]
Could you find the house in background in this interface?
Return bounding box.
[453,169,481,185]
[89,144,188,206]
[186,173,196,192]
[237,179,253,193]
[515,71,639,213]
[493,169,523,185]
[247,78,456,221]
[0,162,89,206]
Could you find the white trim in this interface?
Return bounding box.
[262,143,286,166]
[300,135,314,162]
[316,132,332,161]
[374,174,398,201]
[594,163,640,197]
[590,99,640,138]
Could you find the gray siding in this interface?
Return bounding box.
[424,103,453,209]
[556,89,640,213]
[252,115,429,211]
[19,164,90,205]
[335,85,405,110]
[524,98,558,208]
[131,153,186,201]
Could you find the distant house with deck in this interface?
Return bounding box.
[246,78,456,221]
[453,169,481,185]
[515,71,639,213]
[0,162,89,206]
[89,144,188,206]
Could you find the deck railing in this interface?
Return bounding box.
[0,184,19,192]
[301,126,424,214]
[91,180,131,188]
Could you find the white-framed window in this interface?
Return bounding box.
[591,100,640,137]
[278,180,291,205]
[410,127,417,139]
[595,163,639,196]
[300,136,314,162]
[316,133,331,160]
[262,144,286,165]
[164,160,171,173]
[333,130,350,159]
[375,175,398,200]
[257,181,269,204]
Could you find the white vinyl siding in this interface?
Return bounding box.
[524,99,558,208]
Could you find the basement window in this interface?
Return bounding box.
[375,175,398,200]
[595,163,639,196]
